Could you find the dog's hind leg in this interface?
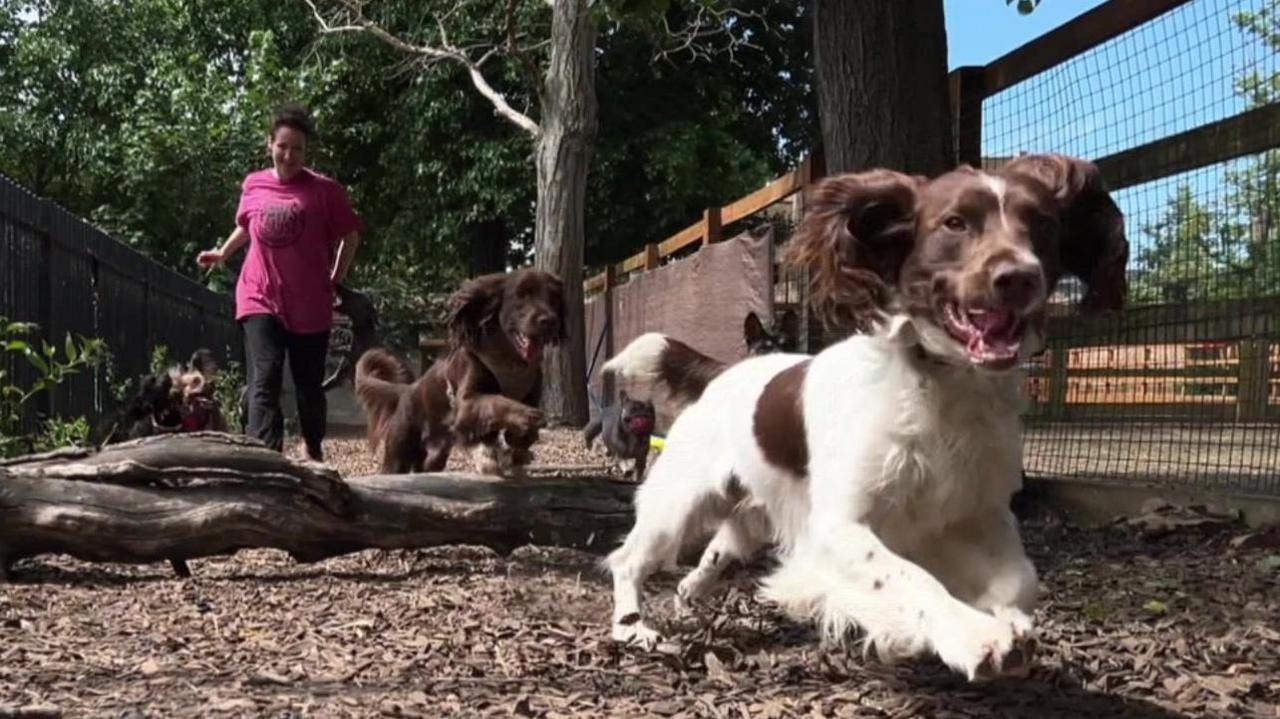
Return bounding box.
[675,506,769,612]
[630,450,648,480]
[422,434,452,473]
[582,416,602,449]
[382,421,425,474]
[606,425,730,648]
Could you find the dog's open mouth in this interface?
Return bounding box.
[627,415,654,436]
[942,303,1025,370]
[512,331,543,364]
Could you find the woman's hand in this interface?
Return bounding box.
[196,249,226,269]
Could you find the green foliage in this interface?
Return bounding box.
[0,316,106,457]
[587,0,814,265]
[1,0,811,321]
[1233,4,1280,106]
[214,358,247,434]
[150,345,172,376]
[0,0,331,274]
[31,415,92,453]
[1130,0,1280,305]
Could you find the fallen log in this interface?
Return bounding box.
[0,433,637,580]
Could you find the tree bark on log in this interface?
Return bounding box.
[0,433,636,579]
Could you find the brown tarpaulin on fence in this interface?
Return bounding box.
[584,225,776,430]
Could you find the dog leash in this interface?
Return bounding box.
[584,316,611,412]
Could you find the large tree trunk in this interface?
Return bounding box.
[811,0,952,176]
[533,0,598,427]
[0,433,636,578]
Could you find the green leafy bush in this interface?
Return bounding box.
[1,317,106,457]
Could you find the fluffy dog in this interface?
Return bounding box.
[602,154,1128,681]
[97,348,226,445]
[354,268,565,475]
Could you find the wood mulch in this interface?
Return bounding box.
[1,431,1277,718]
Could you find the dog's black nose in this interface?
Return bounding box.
[535,315,558,333]
[992,263,1043,309]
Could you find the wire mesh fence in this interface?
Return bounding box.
[974,0,1280,493]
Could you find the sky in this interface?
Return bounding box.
[940,0,1277,263]
[944,0,1110,70]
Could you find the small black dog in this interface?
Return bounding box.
[743,310,800,356]
[98,349,226,446]
[583,391,656,479]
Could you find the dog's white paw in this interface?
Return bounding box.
[611,617,662,649]
[674,572,714,615]
[935,606,1037,682]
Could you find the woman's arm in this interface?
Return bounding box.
[330,231,361,284]
[197,226,249,268]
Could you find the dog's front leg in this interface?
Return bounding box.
[912,506,1038,616]
[451,395,544,442]
[761,517,1035,681]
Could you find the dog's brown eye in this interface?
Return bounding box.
[943,216,968,232]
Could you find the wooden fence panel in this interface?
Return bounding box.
[0,174,240,433]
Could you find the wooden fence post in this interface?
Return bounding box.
[1047,345,1070,421]
[643,243,660,271]
[798,151,826,188]
[952,66,986,168]
[789,184,819,353]
[601,265,617,404]
[702,207,722,246]
[1236,339,1270,422]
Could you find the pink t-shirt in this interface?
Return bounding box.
[234,168,362,334]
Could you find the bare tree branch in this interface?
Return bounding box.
[302,0,542,137]
[506,0,547,107]
[651,3,767,67]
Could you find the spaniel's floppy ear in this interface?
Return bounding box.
[188,349,219,379]
[783,170,921,333]
[446,273,507,348]
[1002,153,1129,313]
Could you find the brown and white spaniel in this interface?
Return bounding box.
[601,154,1128,681]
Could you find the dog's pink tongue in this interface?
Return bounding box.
[520,338,541,363]
[966,309,1019,360]
[968,308,1013,333]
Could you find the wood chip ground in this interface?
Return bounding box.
[1,430,1276,718]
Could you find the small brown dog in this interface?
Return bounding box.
[355,268,566,474]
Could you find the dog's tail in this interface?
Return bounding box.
[354,347,414,451]
[601,333,726,411]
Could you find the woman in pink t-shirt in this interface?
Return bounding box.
[196,103,362,460]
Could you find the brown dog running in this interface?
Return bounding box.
[354,268,566,474]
